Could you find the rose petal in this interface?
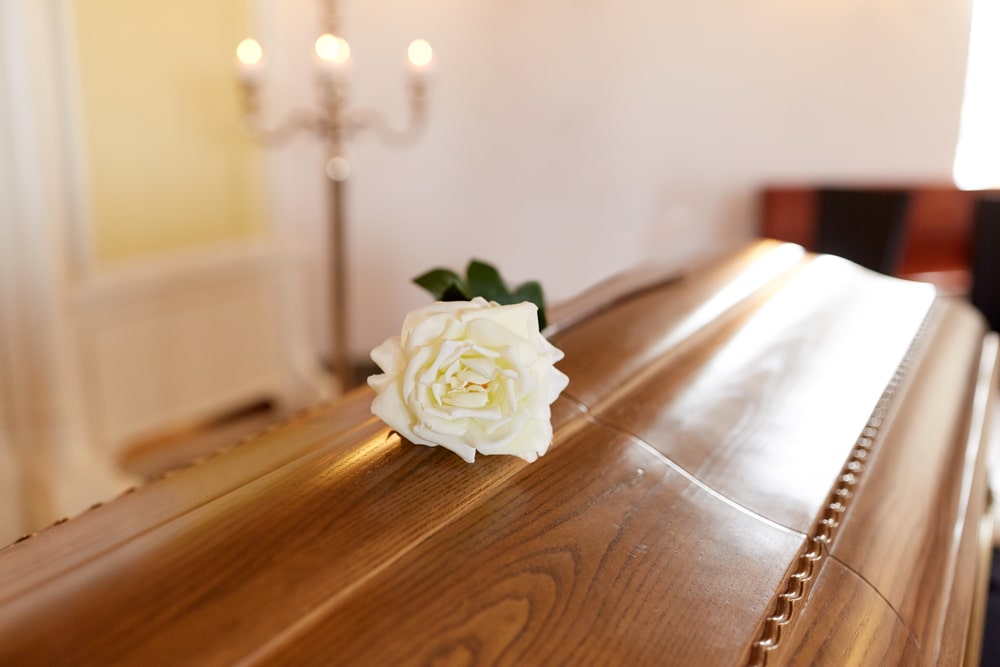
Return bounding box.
[541,335,565,363]
[368,337,404,392]
[400,301,472,347]
[547,367,570,403]
[478,418,551,461]
[442,390,490,409]
[465,317,528,350]
[460,356,498,380]
[370,377,422,445]
[402,346,436,403]
[468,301,538,339]
[418,339,462,387]
[413,423,477,463]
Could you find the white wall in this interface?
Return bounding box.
[261,0,973,362]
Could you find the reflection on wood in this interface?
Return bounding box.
[0,240,993,666]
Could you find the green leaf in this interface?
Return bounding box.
[513,280,547,330]
[440,284,470,301]
[466,260,509,303]
[413,268,466,300]
[414,261,548,330]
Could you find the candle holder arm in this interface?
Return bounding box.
[242,109,336,147]
[343,80,428,148]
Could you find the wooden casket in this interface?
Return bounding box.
[0,240,996,666]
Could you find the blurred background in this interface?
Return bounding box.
[0,0,992,542]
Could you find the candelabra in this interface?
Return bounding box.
[235,2,433,391]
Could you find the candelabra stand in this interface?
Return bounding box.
[236,5,432,391]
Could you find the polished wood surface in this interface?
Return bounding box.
[0,240,993,666]
[828,302,993,664]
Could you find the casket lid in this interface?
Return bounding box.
[0,240,995,666]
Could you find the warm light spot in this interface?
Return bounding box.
[235,38,262,65]
[407,39,433,68]
[315,33,351,64]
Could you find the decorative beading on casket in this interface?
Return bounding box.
[746,305,935,666]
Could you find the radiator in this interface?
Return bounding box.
[72,240,325,456]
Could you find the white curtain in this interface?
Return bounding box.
[0,0,129,541]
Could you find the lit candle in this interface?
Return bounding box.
[406,39,434,76]
[315,33,351,82]
[235,37,264,84]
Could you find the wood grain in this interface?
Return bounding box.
[0,388,377,597]
[755,557,923,666]
[590,255,935,532]
[0,394,591,666]
[249,421,804,666]
[828,303,997,664]
[0,241,991,666]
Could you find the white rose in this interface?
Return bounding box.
[367,297,569,463]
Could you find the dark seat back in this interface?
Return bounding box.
[971,198,1000,332]
[815,189,910,274]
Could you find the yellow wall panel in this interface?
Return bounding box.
[74,0,266,261]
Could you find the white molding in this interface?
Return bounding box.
[72,239,331,454]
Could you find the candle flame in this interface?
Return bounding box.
[236,38,262,65]
[407,39,433,68]
[315,33,351,64]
